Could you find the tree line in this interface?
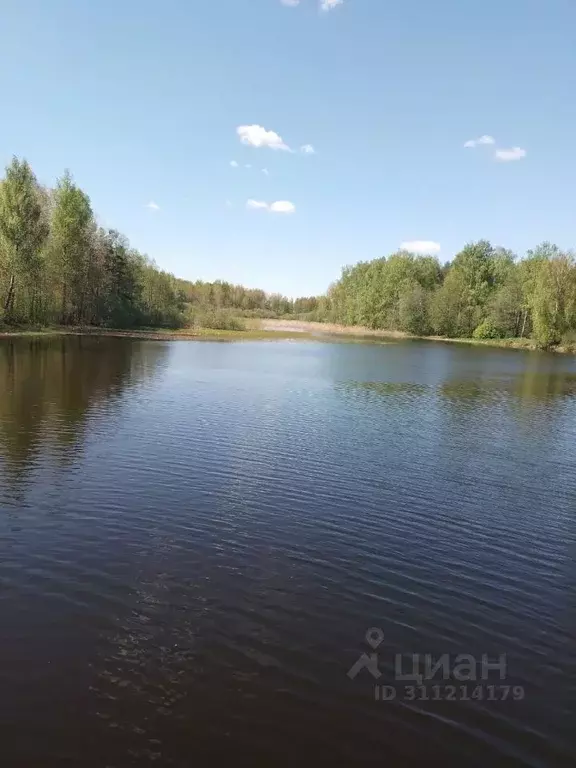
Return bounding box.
[0,157,300,329]
[176,278,317,320]
[302,241,576,348]
[2,157,575,348]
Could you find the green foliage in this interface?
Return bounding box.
[175,278,309,322]
[190,308,246,331]
[327,252,443,330]
[236,308,279,319]
[397,281,431,335]
[530,253,576,347]
[49,171,94,324]
[430,268,479,337]
[473,319,504,340]
[451,240,495,305]
[0,158,49,321]
[487,271,524,338]
[2,156,576,351]
[98,230,142,327]
[325,239,576,348]
[0,157,307,330]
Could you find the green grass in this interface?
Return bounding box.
[169,327,313,341]
[0,324,313,342]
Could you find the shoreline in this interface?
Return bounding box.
[0,326,312,342]
[0,321,573,353]
[258,320,573,353]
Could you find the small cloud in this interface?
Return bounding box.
[301,144,316,155]
[400,240,441,255]
[237,124,291,151]
[270,200,296,214]
[245,164,252,169]
[280,0,300,5]
[262,168,269,176]
[320,0,343,10]
[495,147,527,162]
[230,160,239,168]
[145,201,160,211]
[464,135,495,149]
[225,200,234,208]
[246,199,269,210]
[246,199,296,214]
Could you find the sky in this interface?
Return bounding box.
[0,0,575,297]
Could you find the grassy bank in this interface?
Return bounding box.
[0,324,313,342]
[0,321,574,353]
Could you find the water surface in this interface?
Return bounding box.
[1,337,575,766]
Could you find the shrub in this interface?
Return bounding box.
[192,309,246,331]
[473,319,504,340]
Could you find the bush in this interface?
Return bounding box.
[191,309,246,331]
[236,308,278,319]
[473,319,504,340]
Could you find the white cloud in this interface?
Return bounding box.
[237,124,290,151]
[270,200,296,214]
[246,199,296,214]
[400,240,441,255]
[245,164,252,169]
[145,201,160,211]
[246,199,269,210]
[320,0,343,10]
[262,168,269,176]
[230,160,239,168]
[495,147,527,162]
[464,135,495,149]
[301,144,316,155]
[281,0,300,5]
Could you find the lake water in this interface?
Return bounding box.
[1,336,575,767]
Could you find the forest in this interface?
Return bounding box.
[1,156,575,349]
[312,241,576,348]
[0,157,302,330]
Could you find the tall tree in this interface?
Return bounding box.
[531,252,576,347]
[0,158,49,321]
[98,230,142,327]
[49,171,94,324]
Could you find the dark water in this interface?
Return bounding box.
[1,336,575,767]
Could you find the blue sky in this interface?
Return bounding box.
[1,0,575,296]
